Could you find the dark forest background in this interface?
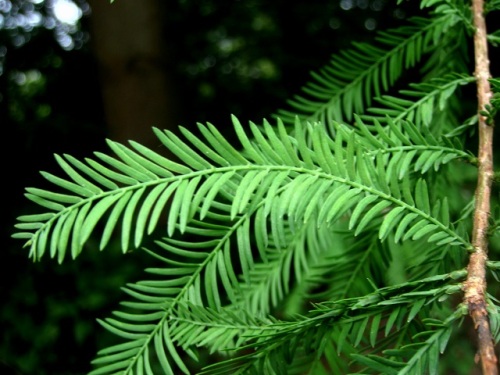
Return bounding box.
[0,1,468,374]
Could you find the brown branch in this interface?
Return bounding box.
[464,0,498,374]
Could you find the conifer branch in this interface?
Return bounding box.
[465,0,498,373]
[11,2,500,373]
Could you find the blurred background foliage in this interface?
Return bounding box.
[0,1,492,374]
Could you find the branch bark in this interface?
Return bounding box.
[464,0,498,374]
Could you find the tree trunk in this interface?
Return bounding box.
[87,0,179,152]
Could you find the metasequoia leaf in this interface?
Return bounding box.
[294,119,315,169]
[33,223,50,260]
[427,231,449,243]
[354,200,392,235]
[281,174,318,219]
[271,196,287,250]
[126,283,180,296]
[353,316,370,347]
[263,119,297,166]
[249,121,287,165]
[440,197,450,227]
[415,179,431,213]
[356,147,375,186]
[96,339,147,356]
[106,140,160,180]
[411,223,439,240]
[287,175,322,220]
[325,187,363,224]
[25,187,82,204]
[97,318,145,340]
[112,310,164,322]
[14,222,44,231]
[24,193,66,211]
[63,153,120,190]
[311,123,335,174]
[43,170,98,197]
[349,194,379,230]
[387,118,412,146]
[162,324,190,375]
[153,330,175,375]
[232,115,267,164]
[54,153,103,193]
[217,245,237,302]
[17,108,468,272]
[80,192,124,246]
[179,126,230,167]
[103,318,156,333]
[407,298,426,322]
[276,15,459,124]
[262,170,290,218]
[421,150,444,173]
[345,132,357,180]
[336,322,352,355]
[375,153,390,193]
[99,190,133,250]
[121,187,146,251]
[49,212,67,259]
[231,170,266,219]
[190,174,222,217]
[85,158,139,185]
[373,117,398,147]
[394,213,419,243]
[370,314,382,347]
[16,213,55,223]
[385,306,403,336]
[199,274,461,374]
[401,174,415,206]
[200,172,236,219]
[70,201,91,259]
[167,180,190,237]
[397,149,418,179]
[354,114,384,148]
[365,75,474,132]
[132,134,192,174]
[87,360,130,375]
[379,206,406,240]
[91,347,141,366]
[95,151,154,182]
[154,129,211,170]
[276,118,303,167]
[318,184,351,224]
[302,179,334,223]
[351,354,401,374]
[57,209,77,263]
[237,218,254,282]
[333,130,347,176]
[199,122,250,165]
[134,181,169,240]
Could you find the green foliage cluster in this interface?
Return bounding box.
[13,0,500,374]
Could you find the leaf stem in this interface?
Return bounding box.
[464,0,498,373]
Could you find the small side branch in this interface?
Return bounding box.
[464,0,498,374]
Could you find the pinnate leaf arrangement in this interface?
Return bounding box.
[13,0,500,374]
